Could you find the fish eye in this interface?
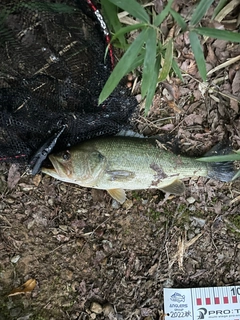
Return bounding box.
[62,150,71,161]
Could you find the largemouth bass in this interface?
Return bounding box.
[42,136,236,203]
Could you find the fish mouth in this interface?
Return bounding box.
[42,154,72,180]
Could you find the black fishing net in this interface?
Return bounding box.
[0,0,137,173]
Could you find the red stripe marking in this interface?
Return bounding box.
[214,297,220,304]
[106,34,114,69]
[85,0,115,69]
[206,298,211,305]
[223,296,229,304]
[0,154,26,161]
[196,298,202,306]
[86,0,97,11]
[232,296,237,303]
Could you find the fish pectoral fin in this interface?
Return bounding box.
[106,170,135,182]
[159,178,185,195]
[107,188,126,204]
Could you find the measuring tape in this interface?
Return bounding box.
[164,286,240,320]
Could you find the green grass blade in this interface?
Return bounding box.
[141,28,157,99]
[125,50,145,73]
[153,0,174,27]
[145,55,161,114]
[158,39,173,82]
[99,29,148,104]
[169,8,187,31]
[172,59,184,81]
[108,0,149,23]
[190,0,214,25]
[197,153,240,162]
[101,0,127,49]
[189,31,207,82]
[232,170,240,181]
[111,23,147,42]
[193,27,240,42]
[212,0,228,20]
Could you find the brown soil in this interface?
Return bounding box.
[1,1,240,319]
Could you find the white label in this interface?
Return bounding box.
[164,286,240,320]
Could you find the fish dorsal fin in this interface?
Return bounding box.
[107,188,126,204]
[159,178,185,195]
[116,129,144,138]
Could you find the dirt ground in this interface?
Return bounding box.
[1,1,240,319]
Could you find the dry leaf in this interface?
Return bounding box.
[232,70,240,95]
[7,164,21,189]
[163,97,183,114]
[32,174,42,187]
[8,278,37,296]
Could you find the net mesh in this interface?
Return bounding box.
[0,0,137,170]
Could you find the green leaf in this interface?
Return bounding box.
[197,153,240,162]
[99,28,148,104]
[145,55,161,114]
[190,0,214,25]
[158,39,173,82]
[111,23,147,42]
[172,59,184,81]
[189,31,207,82]
[153,0,174,27]
[141,28,157,98]
[232,170,240,181]
[193,27,240,43]
[101,0,127,49]
[125,50,145,73]
[108,0,149,23]
[169,8,187,31]
[212,0,228,20]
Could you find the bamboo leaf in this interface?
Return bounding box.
[189,31,207,81]
[190,0,214,25]
[153,0,174,27]
[108,0,149,23]
[141,28,157,99]
[99,29,148,104]
[232,170,240,181]
[101,0,127,49]
[172,59,184,81]
[125,50,145,73]
[197,153,240,162]
[193,27,240,43]
[212,0,228,20]
[145,55,161,114]
[169,8,187,31]
[111,23,147,42]
[158,39,173,82]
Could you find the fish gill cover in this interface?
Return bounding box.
[0,0,137,171]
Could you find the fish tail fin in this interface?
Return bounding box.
[207,161,236,182]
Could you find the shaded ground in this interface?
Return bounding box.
[1,1,240,319]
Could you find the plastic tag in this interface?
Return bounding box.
[164,286,240,320]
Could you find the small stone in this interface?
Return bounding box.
[90,302,103,314]
[192,217,206,228]
[103,303,114,317]
[111,200,120,209]
[11,255,20,263]
[187,230,195,240]
[163,278,174,288]
[187,196,195,204]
